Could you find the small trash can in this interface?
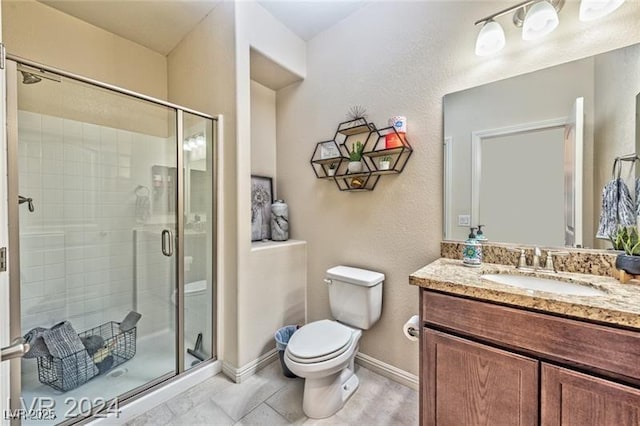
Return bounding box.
[274,325,298,378]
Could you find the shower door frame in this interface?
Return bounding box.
[4,56,218,423]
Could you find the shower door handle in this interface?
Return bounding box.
[1,337,30,362]
[161,229,174,257]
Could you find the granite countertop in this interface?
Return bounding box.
[410,258,640,330]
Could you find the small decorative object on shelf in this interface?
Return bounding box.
[386,115,407,149]
[350,177,365,189]
[271,199,289,241]
[379,156,392,171]
[319,141,341,160]
[346,105,368,122]
[310,113,413,191]
[348,141,364,174]
[251,175,273,241]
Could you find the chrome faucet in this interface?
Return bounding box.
[542,249,569,273]
[512,247,568,272]
[532,247,542,269]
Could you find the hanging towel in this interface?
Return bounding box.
[134,186,151,223]
[596,177,636,239]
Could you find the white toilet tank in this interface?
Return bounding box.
[326,266,384,330]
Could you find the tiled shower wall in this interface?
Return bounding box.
[18,110,174,336]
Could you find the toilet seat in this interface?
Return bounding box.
[287,320,355,364]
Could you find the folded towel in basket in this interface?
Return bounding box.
[43,321,98,389]
[80,335,105,357]
[96,355,114,375]
[23,327,50,358]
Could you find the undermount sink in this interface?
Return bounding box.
[481,274,606,297]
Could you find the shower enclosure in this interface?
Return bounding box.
[2,58,217,425]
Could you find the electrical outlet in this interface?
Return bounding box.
[458,215,471,227]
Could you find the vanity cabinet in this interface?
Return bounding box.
[423,329,538,426]
[541,364,640,425]
[420,290,640,426]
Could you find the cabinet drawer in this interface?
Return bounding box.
[422,291,640,381]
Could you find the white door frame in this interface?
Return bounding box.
[470,117,569,229]
[0,1,10,419]
[443,136,452,240]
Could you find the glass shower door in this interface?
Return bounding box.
[8,60,179,424]
[182,112,215,371]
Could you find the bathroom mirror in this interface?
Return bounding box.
[443,42,640,249]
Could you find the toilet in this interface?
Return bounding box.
[171,280,209,352]
[284,265,384,419]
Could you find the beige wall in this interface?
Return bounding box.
[167,1,239,366]
[234,2,306,370]
[276,1,640,376]
[2,0,167,100]
[250,80,277,179]
[243,241,306,366]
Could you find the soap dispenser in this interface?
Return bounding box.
[476,225,487,242]
[463,227,482,268]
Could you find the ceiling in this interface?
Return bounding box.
[257,1,367,41]
[38,0,367,56]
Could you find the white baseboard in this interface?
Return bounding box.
[88,360,221,425]
[222,349,278,383]
[355,353,418,391]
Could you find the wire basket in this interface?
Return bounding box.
[37,321,136,392]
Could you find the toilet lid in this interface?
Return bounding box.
[287,320,353,360]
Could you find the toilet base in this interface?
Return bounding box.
[302,367,359,419]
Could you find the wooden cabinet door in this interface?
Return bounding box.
[542,363,640,426]
[423,329,538,426]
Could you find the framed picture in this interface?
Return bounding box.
[251,175,273,241]
[319,141,341,159]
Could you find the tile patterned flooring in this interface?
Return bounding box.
[126,360,418,425]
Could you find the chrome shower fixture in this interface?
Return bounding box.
[16,65,62,84]
[20,71,41,84]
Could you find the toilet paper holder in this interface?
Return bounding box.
[407,326,419,337]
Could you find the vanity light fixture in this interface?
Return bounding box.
[475,20,506,56]
[475,0,625,56]
[521,1,560,40]
[579,0,625,21]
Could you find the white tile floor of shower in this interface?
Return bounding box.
[20,329,201,426]
[126,360,418,426]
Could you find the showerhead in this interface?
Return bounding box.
[20,71,42,85]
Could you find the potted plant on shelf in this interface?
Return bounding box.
[612,226,640,275]
[348,141,364,174]
[379,156,392,171]
[327,162,337,176]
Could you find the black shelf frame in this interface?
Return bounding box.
[310,139,347,179]
[362,126,413,174]
[310,118,412,191]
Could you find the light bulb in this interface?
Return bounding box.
[579,0,625,21]
[475,20,506,56]
[522,1,559,41]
